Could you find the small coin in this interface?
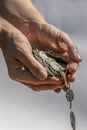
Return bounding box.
[33,49,68,79]
[70,111,76,130]
[66,88,74,102]
[66,88,74,109]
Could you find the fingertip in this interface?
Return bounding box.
[54,88,61,93]
[68,44,82,62]
[62,86,68,92]
[75,53,82,62]
[68,62,78,73]
[68,74,76,82]
[38,69,48,80]
[28,56,48,80]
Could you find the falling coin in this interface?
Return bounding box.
[66,88,74,109]
[70,111,76,130]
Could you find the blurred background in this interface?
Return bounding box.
[0,0,87,130]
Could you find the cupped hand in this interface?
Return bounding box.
[21,22,82,92]
[0,19,64,91]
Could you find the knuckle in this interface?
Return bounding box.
[29,61,37,71]
[58,31,69,41]
[63,32,69,38]
[31,61,39,69]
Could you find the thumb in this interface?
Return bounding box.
[15,48,48,80]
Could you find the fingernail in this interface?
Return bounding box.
[75,53,82,61]
[38,69,47,80]
[76,53,81,58]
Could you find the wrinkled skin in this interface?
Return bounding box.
[0,18,65,91]
[19,21,81,92]
[0,0,82,92]
[0,18,81,92]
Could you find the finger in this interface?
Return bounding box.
[9,61,63,85]
[36,24,66,52]
[68,73,76,82]
[53,52,69,61]
[62,86,68,92]
[18,72,62,85]
[16,70,62,85]
[57,31,82,62]
[37,23,82,62]
[68,43,82,62]
[68,62,79,73]
[20,82,62,91]
[15,48,48,80]
[13,33,48,80]
[54,88,61,93]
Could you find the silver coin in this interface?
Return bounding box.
[70,111,76,130]
[66,88,74,102]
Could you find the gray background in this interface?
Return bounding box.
[0,0,87,130]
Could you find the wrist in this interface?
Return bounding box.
[0,17,5,48]
[0,0,47,35]
[0,17,15,49]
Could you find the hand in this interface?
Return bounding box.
[0,0,82,92]
[21,22,82,92]
[0,17,64,91]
